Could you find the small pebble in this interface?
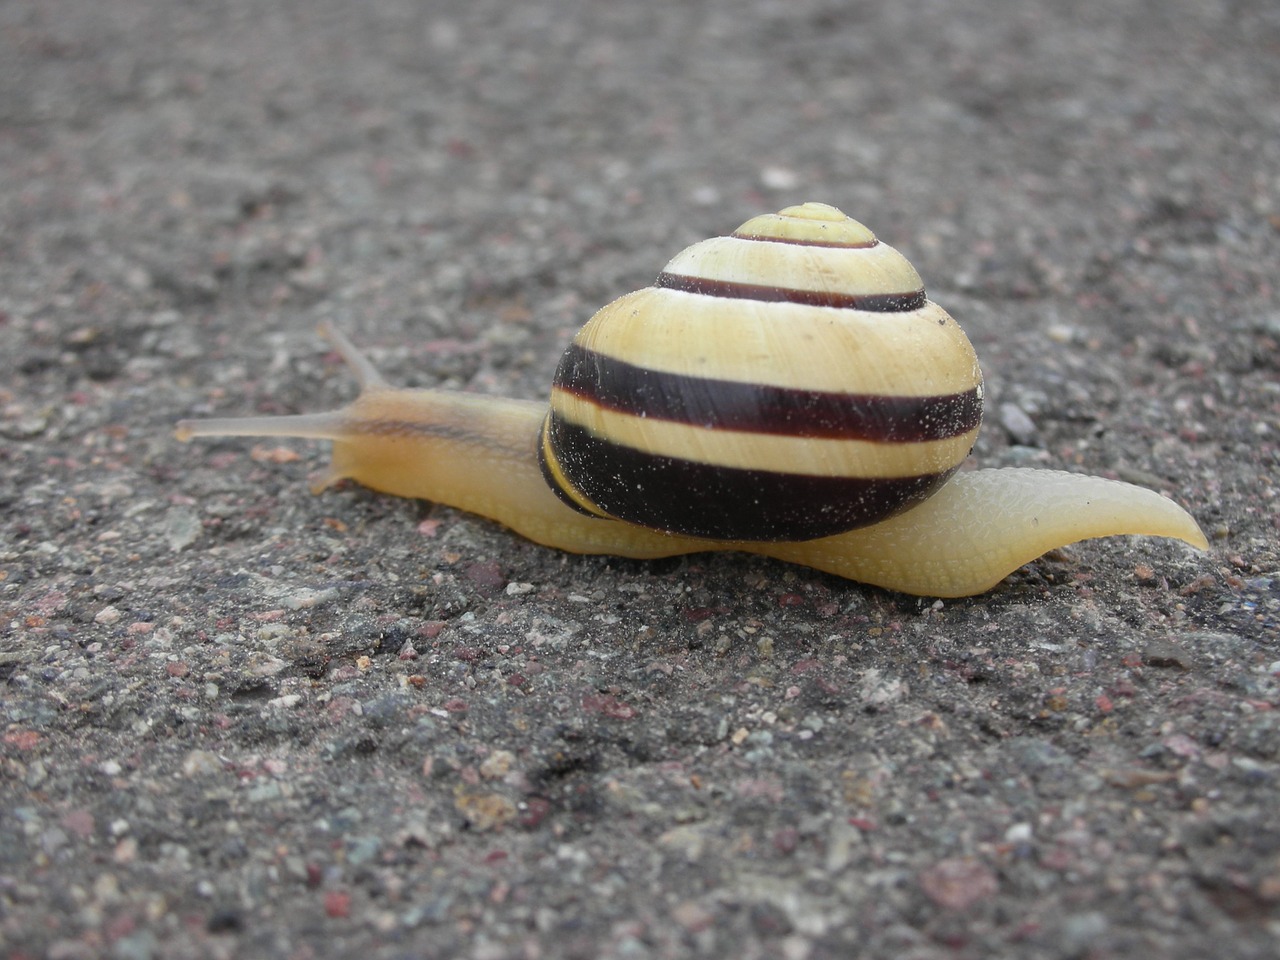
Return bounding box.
[181,750,223,778]
[164,507,201,552]
[919,857,999,910]
[999,402,1039,446]
[94,606,122,626]
[760,166,800,190]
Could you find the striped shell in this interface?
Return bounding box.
[538,202,984,542]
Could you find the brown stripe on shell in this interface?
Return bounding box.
[654,271,927,312]
[731,232,879,249]
[544,416,956,541]
[554,343,981,443]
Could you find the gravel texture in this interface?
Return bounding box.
[2,1,1278,958]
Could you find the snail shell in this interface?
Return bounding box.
[539,202,984,540]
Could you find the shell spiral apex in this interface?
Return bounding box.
[538,201,984,540]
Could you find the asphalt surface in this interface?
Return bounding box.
[2,1,1278,958]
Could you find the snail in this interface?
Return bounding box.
[175,202,1208,597]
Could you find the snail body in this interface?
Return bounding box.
[176,203,1207,597]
